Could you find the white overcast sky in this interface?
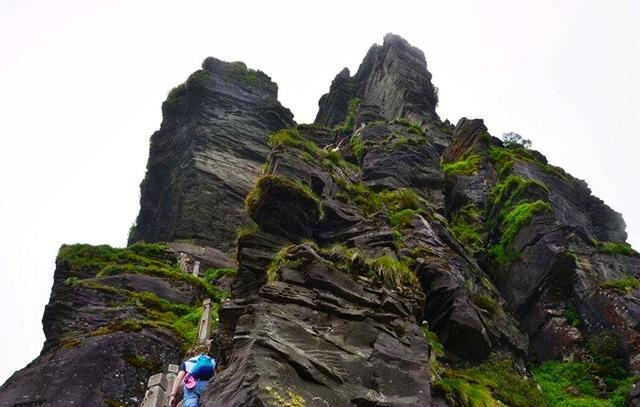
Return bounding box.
[1,0,639,384]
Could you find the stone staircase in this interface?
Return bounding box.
[139,294,214,407]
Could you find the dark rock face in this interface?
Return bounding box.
[129,58,294,252]
[4,33,639,407]
[205,245,430,407]
[315,33,440,127]
[0,246,205,407]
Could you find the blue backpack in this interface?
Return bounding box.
[190,354,215,380]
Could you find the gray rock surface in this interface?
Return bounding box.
[129,58,294,252]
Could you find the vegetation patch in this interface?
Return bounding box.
[564,304,581,327]
[596,241,638,257]
[123,354,156,371]
[436,357,545,407]
[471,293,499,315]
[392,118,425,136]
[442,154,483,176]
[533,360,636,407]
[338,97,361,133]
[449,204,485,256]
[204,268,237,285]
[341,182,424,217]
[601,275,640,294]
[350,132,364,161]
[489,200,552,265]
[245,175,320,219]
[390,209,418,230]
[321,244,418,289]
[268,128,322,156]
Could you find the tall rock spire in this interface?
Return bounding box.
[315,33,440,126]
[129,58,294,252]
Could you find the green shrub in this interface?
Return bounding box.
[423,326,444,380]
[601,275,640,294]
[597,242,637,257]
[442,155,483,176]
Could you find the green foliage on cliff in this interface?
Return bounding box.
[596,241,638,257]
[245,174,320,219]
[449,204,485,256]
[350,132,364,161]
[489,200,552,264]
[533,361,636,407]
[392,118,425,136]
[339,97,361,132]
[322,244,418,289]
[442,154,483,176]
[436,357,545,407]
[58,243,222,350]
[341,182,423,217]
[268,128,322,156]
[601,275,640,294]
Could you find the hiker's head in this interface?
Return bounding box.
[187,343,210,357]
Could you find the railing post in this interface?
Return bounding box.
[192,261,200,277]
[197,298,212,344]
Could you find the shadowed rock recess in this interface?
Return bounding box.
[2,34,639,407]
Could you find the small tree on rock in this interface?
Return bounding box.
[502,132,532,149]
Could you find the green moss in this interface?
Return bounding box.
[339,97,361,132]
[90,318,143,336]
[449,205,485,256]
[342,183,423,217]
[390,209,418,230]
[165,83,187,108]
[123,354,156,371]
[265,245,302,282]
[471,293,499,315]
[442,154,483,176]
[490,175,550,211]
[489,200,552,264]
[236,223,259,240]
[369,255,418,288]
[438,358,546,407]
[268,128,322,156]
[601,275,640,294]
[204,268,237,285]
[105,399,126,407]
[597,241,637,257]
[533,360,637,407]
[350,132,364,161]
[321,244,418,289]
[423,326,444,380]
[564,304,581,327]
[245,174,320,219]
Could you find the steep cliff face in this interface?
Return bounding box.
[128,57,294,252]
[2,34,640,407]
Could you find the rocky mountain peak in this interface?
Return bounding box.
[315,33,440,127]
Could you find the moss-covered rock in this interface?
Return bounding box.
[245,175,321,242]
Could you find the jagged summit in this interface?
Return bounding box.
[315,33,440,127]
[1,34,639,407]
